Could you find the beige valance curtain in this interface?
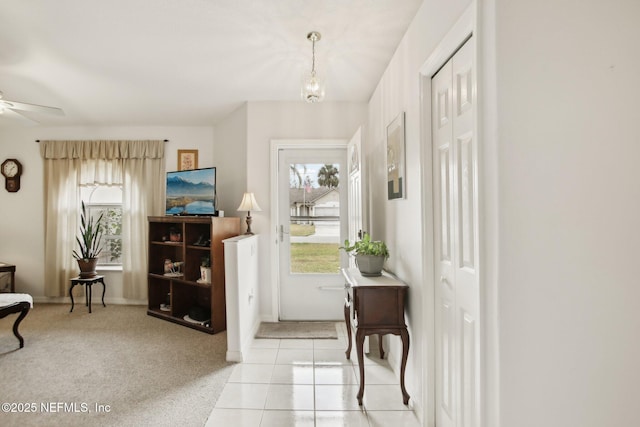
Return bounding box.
[40,140,165,299]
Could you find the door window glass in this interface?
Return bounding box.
[288,163,341,273]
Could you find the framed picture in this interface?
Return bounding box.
[177,149,198,171]
[386,112,405,200]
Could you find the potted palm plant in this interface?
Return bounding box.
[340,232,389,277]
[73,201,104,278]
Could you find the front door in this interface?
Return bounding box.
[432,38,480,427]
[277,147,348,320]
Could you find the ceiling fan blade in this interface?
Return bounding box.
[0,99,65,116]
[0,108,40,125]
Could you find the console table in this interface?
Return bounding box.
[342,267,410,405]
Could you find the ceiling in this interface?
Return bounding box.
[0,0,423,127]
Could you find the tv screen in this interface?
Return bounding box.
[165,167,216,216]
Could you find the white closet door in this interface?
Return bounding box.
[433,38,479,427]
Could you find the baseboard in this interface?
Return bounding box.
[31,296,146,306]
[235,315,262,362]
[260,314,278,322]
[226,350,243,362]
[386,339,418,415]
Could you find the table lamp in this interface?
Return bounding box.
[237,192,261,235]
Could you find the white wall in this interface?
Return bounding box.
[486,1,640,426]
[0,104,366,307]
[376,1,640,425]
[0,126,215,302]
[366,0,471,421]
[213,103,248,215]
[238,101,366,320]
[243,101,368,318]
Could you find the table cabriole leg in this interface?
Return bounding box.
[88,283,92,313]
[69,282,76,312]
[344,302,352,359]
[356,328,366,405]
[100,278,106,307]
[13,306,29,348]
[400,328,410,405]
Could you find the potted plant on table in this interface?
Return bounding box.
[340,232,389,277]
[73,201,104,278]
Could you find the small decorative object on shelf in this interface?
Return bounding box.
[160,293,171,311]
[163,259,183,277]
[164,259,172,274]
[198,255,211,284]
[193,234,210,247]
[169,227,181,242]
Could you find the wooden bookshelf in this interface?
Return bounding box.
[147,216,239,334]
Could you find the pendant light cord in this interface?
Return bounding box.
[311,38,316,75]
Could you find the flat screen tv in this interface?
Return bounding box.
[165,167,216,216]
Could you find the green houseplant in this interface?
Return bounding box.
[73,201,104,278]
[340,232,389,277]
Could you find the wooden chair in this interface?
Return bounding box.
[0,293,32,349]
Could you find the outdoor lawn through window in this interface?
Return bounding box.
[288,163,341,274]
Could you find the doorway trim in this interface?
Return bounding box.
[418,3,499,427]
[269,139,348,321]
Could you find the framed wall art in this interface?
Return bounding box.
[386,112,405,200]
[177,149,198,171]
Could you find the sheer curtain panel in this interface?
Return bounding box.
[40,140,165,298]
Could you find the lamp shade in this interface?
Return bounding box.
[237,192,261,212]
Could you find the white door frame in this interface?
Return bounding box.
[269,139,348,321]
[347,126,363,266]
[419,3,499,427]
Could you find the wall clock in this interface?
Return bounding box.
[1,158,22,192]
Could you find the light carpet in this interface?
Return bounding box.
[255,321,338,339]
[0,303,235,427]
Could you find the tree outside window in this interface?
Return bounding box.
[80,185,123,266]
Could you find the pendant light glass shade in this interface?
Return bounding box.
[301,31,325,103]
[301,70,325,103]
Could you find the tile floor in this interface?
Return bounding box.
[205,322,421,427]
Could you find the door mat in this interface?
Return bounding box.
[255,322,338,339]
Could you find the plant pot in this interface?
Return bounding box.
[77,258,99,278]
[355,254,385,277]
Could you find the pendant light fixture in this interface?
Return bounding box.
[301,31,325,103]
